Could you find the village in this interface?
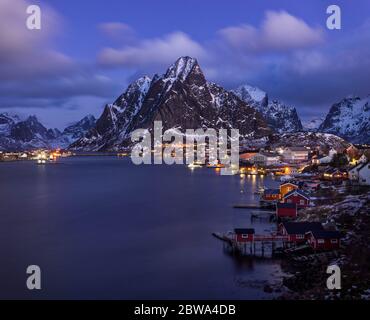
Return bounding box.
[212,143,370,256]
[0,149,73,163]
[209,143,370,298]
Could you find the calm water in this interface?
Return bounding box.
[0,157,285,299]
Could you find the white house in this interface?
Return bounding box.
[251,152,280,166]
[358,154,368,164]
[349,161,370,186]
[282,147,309,163]
[312,149,337,165]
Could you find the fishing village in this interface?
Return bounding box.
[209,143,370,299]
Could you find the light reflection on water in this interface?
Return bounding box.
[0,157,283,299]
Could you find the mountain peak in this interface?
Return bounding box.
[235,84,267,103]
[319,94,370,144]
[233,83,303,133]
[164,56,199,82]
[26,115,39,122]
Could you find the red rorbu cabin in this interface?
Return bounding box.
[276,202,297,218]
[283,189,310,208]
[306,230,342,251]
[262,189,281,202]
[279,222,323,243]
[234,228,255,242]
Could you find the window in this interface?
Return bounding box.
[300,199,305,205]
[318,239,325,244]
[331,239,338,244]
[241,234,248,239]
[287,199,292,203]
[296,235,304,240]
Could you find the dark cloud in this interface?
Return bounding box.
[2,2,370,125]
[0,0,119,109]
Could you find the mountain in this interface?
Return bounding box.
[232,84,268,110]
[268,132,350,151]
[319,95,370,144]
[0,115,53,150]
[0,113,96,151]
[0,113,22,136]
[61,115,96,145]
[303,117,324,131]
[233,85,303,133]
[70,57,271,151]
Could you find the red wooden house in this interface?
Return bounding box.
[276,202,297,218]
[283,189,310,208]
[306,230,342,251]
[262,189,281,202]
[279,222,323,243]
[234,228,255,242]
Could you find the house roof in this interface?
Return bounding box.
[283,189,310,200]
[264,188,280,195]
[280,181,299,187]
[325,168,347,174]
[260,152,280,158]
[287,147,308,152]
[276,202,297,209]
[281,222,323,234]
[356,161,370,172]
[308,229,342,239]
[234,228,255,235]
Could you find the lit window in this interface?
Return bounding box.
[241,234,248,238]
[331,239,338,244]
[318,239,325,244]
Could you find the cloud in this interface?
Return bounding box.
[0,74,117,100]
[0,0,75,80]
[98,31,206,68]
[219,10,324,52]
[98,22,136,43]
[0,0,120,111]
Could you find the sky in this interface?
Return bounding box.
[1,0,370,129]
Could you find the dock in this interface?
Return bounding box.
[233,204,275,210]
[213,231,292,257]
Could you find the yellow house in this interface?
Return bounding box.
[280,182,299,197]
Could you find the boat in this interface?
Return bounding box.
[280,175,293,182]
[188,162,202,169]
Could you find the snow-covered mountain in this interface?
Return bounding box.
[268,132,350,151]
[62,115,96,144]
[70,57,271,151]
[233,85,303,133]
[0,113,23,136]
[303,117,324,131]
[232,84,268,110]
[0,113,96,151]
[319,95,370,144]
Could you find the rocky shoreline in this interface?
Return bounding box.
[277,188,370,300]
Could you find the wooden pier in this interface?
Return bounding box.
[233,204,275,210]
[213,232,292,257]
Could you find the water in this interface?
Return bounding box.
[0,156,285,299]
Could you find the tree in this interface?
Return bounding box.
[331,153,348,168]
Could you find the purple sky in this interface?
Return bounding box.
[1,0,370,129]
